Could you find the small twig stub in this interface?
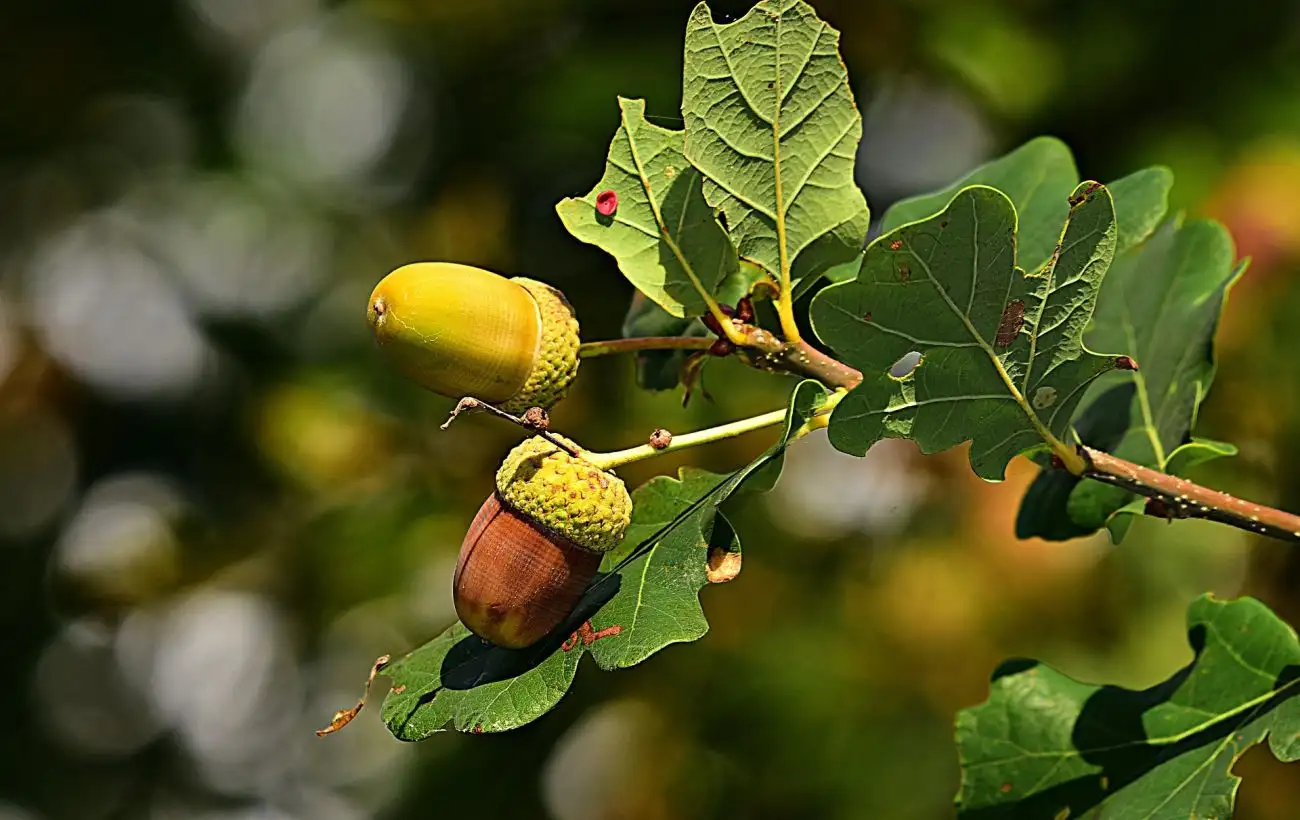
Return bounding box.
[316,654,391,737]
[441,397,581,457]
[522,407,550,431]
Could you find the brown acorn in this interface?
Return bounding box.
[454,435,632,649]
[367,262,580,413]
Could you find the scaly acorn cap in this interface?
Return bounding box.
[495,435,632,553]
[366,262,580,413]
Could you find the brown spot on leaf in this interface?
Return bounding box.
[564,621,623,649]
[897,262,911,282]
[1000,783,1013,794]
[472,724,484,735]
[392,684,406,694]
[589,624,623,643]
[562,629,582,652]
[862,312,872,322]
[995,300,1026,348]
[1068,183,1103,206]
[889,239,903,250]
[707,544,742,583]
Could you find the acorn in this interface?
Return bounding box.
[454,434,633,649]
[367,262,580,414]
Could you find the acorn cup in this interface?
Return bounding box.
[454,435,633,649]
[367,262,581,414]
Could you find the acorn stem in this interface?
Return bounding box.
[578,336,716,358]
[585,392,845,471]
[441,397,583,457]
[586,408,790,470]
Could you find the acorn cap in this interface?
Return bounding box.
[495,435,632,554]
[506,278,580,414]
[366,262,580,412]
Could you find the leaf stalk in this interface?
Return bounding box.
[579,336,716,358]
[585,391,845,471]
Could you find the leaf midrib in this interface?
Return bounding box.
[619,101,722,314]
[964,637,1300,773]
[905,198,1060,452]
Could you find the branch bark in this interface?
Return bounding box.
[733,325,864,390]
[717,319,1300,545]
[1080,447,1300,543]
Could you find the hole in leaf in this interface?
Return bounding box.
[890,351,922,379]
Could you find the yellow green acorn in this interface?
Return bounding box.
[454,435,633,649]
[367,262,580,413]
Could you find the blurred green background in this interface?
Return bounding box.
[4,0,1300,818]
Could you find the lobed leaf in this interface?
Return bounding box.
[681,0,870,296]
[379,381,828,737]
[1108,165,1174,256]
[1016,218,1245,541]
[879,140,1172,277]
[956,595,1300,819]
[809,183,1121,481]
[557,96,739,319]
[881,137,1078,275]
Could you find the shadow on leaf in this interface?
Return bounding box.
[437,572,622,691]
[1016,381,1136,541]
[962,623,1300,819]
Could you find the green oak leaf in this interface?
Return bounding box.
[380,380,828,738]
[880,138,1172,274]
[881,137,1077,274]
[585,468,740,670]
[1108,166,1175,256]
[557,96,738,318]
[681,0,870,297]
[1017,219,1245,541]
[621,293,710,392]
[956,594,1300,819]
[810,183,1120,481]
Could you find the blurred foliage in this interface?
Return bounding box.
[3,0,1300,819]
